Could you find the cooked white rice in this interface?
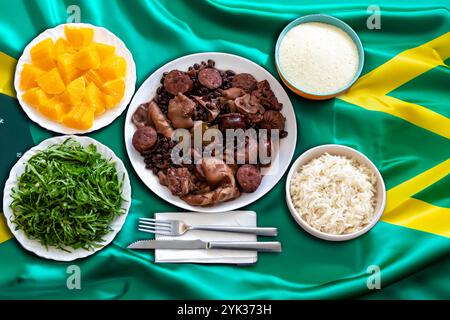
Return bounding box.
[290,153,376,235]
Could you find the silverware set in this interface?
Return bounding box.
[128,217,282,253]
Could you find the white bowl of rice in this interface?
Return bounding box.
[285,144,386,241]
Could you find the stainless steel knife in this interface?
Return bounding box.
[127,239,282,252]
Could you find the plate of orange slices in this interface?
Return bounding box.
[14,23,136,134]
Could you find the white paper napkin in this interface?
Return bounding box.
[154,211,257,264]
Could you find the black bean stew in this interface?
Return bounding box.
[131,59,287,207]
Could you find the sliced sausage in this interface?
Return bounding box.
[132,126,157,153]
[163,70,193,95]
[236,165,262,193]
[198,68,222,89]
[232,73,257,92]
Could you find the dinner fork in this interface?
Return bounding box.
[138,218,278,236]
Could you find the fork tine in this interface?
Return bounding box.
[139,218,171,224]
[138,224,171,231]
[138,228,172,235]
[139,220,171,228]
[139,218,171,226]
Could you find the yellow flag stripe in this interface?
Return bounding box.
[383,198,450,238]
[0,51,17,98]
[339,32,450,140]
[0,214,12,244]
[343,95,450,139]
[385,158,450,212]
[345,32,450,96]
[382,158,450,237]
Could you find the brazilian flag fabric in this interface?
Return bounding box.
[0,0,449,299]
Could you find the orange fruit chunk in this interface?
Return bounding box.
[102,79,125,99]
[36,68,65,95]
[64,26,94,50]
[38,96,67,122]
[56,54,82,84]
[95,43,115,61]
[73,47,101,70]
[22,87,50,108]
[63,102,94,130]
[103,94,121,110]
[83,69,104,88]
[85,82,106,116]
[54,38,75,57]
[98,55,126,80]
[20,64,44,90]
[79,106,95,130]
[61,77,85,107]
[30,38,55,70]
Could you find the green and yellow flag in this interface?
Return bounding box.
[0,0,449,299]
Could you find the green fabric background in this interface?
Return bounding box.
[0,0,449,299]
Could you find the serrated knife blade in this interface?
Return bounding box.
[127,239,207,250]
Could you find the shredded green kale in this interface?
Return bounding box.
[10,138,125,252]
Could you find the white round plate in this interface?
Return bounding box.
[285,144,386,241]
[3,135,132,261]
[124,52,297,213]
[14,23,136,134]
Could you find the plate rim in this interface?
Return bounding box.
[124,51,297,213]
[2,135,132,261]
[14,22,137,134]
